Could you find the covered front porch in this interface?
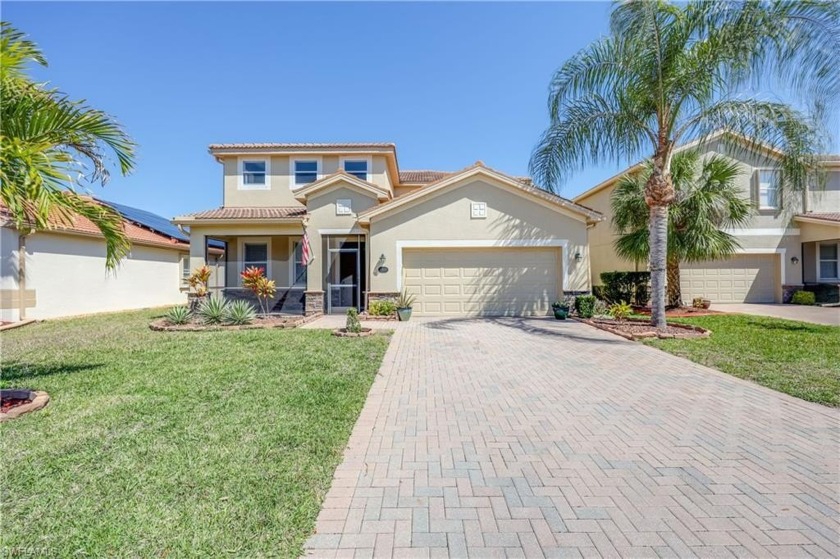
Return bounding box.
[177,213,371,315]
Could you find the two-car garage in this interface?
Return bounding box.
[402,247,561,316]
[680,254,779,303]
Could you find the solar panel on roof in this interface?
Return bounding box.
[96,198,225,249]
[97,198,189,242]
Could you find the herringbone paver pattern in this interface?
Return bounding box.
[305,318,839,558]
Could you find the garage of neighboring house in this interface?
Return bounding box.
[402,247,561,316]
[680,253,778,303]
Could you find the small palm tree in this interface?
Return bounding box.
[611,151,753,307]
[530,0,838,329]
[0,23,136,268]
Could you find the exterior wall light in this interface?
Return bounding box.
[791,256,799,265]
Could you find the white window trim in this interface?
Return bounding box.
[470,202,487,219]
[238,157,271,190]
[336,198,353,216]
[289,237,308,287]
[238,237,272,284]
[394,239,570,291]
[290,156,322,190]
[339,155,373,182]
[755,168,781,211]
[817,241,840,281]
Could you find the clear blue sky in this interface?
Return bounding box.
[6,1,625,218]
[5,1,834,220]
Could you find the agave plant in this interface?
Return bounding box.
[164,305,191,325]
[198,295,229,325]
[225,299,257,325]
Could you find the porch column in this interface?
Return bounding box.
[304,229,324,316]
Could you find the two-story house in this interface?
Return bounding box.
[173,143,602,316]
[574,133,840,304]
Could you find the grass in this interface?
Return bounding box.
[644,314,840,406]
[0,309,391,557]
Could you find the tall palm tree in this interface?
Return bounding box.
[611,151,753,307]
[0,22,136,268]
[530,0,838,329]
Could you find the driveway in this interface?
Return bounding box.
[716,303,839,326]
[305,318,839,558]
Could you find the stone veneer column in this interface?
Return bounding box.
[304,291,324,317]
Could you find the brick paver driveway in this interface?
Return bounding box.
[305,318,839,558]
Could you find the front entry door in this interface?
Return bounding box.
[326,236,366,314]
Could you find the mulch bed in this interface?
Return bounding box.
[0,390,50,421]
[582,318,711,340]
[2,397,31,414]
[150,314,310,332]
[632,306,722,318]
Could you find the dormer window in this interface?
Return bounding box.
[757,170,780,210]
[240,159,269,190]
[293,159,319,188]
[342,159,369,181]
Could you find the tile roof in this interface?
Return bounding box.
[0,200,189,250]
[178,207,307,220]
[399,170,453,184]
[797,212,840,223]
[209,142,395,150]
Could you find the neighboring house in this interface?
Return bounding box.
[0,199,224,322]
[574,134,840,304]
[173,143,602,317]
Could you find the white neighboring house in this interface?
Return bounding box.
[0,199,224,322]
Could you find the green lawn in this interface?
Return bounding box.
[644,314,840,406]
[1,310,391,557]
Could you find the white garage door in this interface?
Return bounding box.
[402,248,560,316]
[681,254,778,303]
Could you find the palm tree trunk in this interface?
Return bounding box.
[667,257,682,308]
[645,160,675,331]
[648,206,669,328]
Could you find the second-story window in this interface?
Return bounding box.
[241,160,268,189]
[343,160,369,181]
[294,160,319,188]
[757,170,780,210]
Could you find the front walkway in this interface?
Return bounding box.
[715,303,839,327]
[305,318,839,558]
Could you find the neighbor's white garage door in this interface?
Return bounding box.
[402,248,560,316]
[680,254,778,303]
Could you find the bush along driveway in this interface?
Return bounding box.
[645,314,840,406]
[0,309,391,557]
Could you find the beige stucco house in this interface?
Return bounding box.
[1,199,224,322]
[574,134,840,304]
[174,143,602,316]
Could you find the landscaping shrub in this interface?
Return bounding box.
[575,294,597,318]
[164,305,191,325]
[225,299,257,325]
[608,301,633,321]
[368,299,396,316]
[599,271,651,306]
[791,290,816,306]
[199,295,229,324]
[346,308,362,333]
[240,266,276,316]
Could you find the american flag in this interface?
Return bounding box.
[301,230,313,266]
